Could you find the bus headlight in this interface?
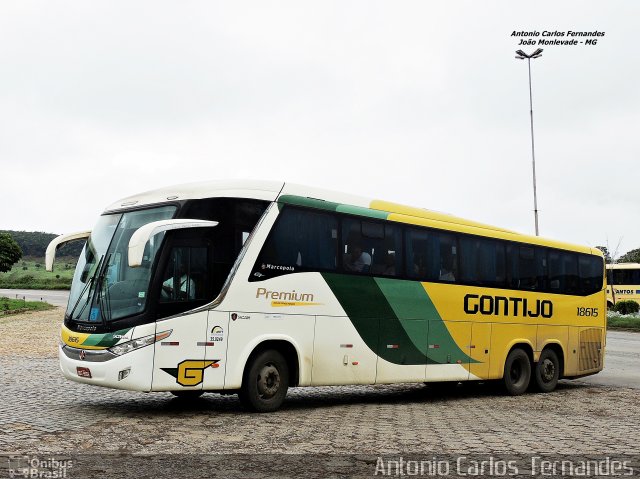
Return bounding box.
[109,330,172,356]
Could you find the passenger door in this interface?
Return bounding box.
[151,244,212,391]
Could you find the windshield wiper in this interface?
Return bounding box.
[98,254,113,324]
[68,254,105,320]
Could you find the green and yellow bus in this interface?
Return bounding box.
[606,263,640,308]
[47,181,606,412]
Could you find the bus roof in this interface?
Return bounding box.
[104,180,285,212]
[105,179,599,256]
[607,263,640,269]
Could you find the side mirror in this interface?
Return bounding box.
[127,219,218,268]
[45,231,91,272]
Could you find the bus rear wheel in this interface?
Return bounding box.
[533,349,560,393]
[503,348,531,395]
[239,349,289,413]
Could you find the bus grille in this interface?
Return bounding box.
[578,328,603,373]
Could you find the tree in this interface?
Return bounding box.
[595,246,612,263]
[618,248,640,263]
[0,233,23,273]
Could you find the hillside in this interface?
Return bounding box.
[0,230,83,290]
[0,230,85,257]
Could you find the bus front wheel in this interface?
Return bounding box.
[503,348,531,395]
[239,349,289,413]
[533,349,560,393]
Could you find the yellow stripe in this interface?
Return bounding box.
[384,211,594,254]
[371,200,517,234]
[60,324,108,350]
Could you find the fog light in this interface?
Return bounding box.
[118,368,131,381]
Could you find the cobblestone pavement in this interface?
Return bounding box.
[1,309,639,460]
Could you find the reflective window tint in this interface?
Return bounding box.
[460,237,505,287]
[507,245,546,291]
[437,234,458,282]
[256,207,337,279]
[251,205,604,296]
[342,218,400,276]
[342,218,375,274]
[611,268,640,285]
[406,228,435,281]
[579,256,604,295]
[549,251,580,294]
[370,224,402,277]
[405,229,457,282]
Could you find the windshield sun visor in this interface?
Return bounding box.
[45,231,91,271]
[127,219,219,268]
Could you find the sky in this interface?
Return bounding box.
[1,1,638,257]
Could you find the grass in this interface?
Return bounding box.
[607,311,640,331]
[0,256,76,290]
[1,296,55,314]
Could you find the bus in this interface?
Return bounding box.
[606,263,640,308]
[47,180,606,412]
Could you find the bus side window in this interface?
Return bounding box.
[342,218,376,274]
[579,255,603,295]
[405,228,430,280]
[507,245,546,291]
[253,207,337,280]
[370,224,402,277]
[459,237,505,287]
[548,251,579,295]
[438,233,458,282]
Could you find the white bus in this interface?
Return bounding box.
[48,180,606,412]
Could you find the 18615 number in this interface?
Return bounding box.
[577,307,598,317]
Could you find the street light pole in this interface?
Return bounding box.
[516,48,543,236]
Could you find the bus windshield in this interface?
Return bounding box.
[67,205,177,323]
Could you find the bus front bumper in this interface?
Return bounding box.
[59,344,153,391]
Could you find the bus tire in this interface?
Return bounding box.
[238,349,289,413]
[533,349,560,393]
[171,390,204,399]
[503,348,531,395]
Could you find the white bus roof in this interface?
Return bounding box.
[104,179,597,255]
[607,263,640,269]
[105,180,286,212]
[105,180,510,231]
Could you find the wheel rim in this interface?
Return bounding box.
[257,362,281,399]
[540,358,556,383]
[510,361,522,384]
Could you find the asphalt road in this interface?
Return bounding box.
[2,288,638,388]
[576,329,640,389]
[0,288,70,307]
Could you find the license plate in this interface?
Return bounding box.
[76,367,92,378]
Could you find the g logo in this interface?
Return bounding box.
[161,359,220,386]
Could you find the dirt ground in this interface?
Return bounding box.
[0,307,62,357]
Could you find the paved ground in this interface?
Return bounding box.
[577,330,640,389]
[1,308,639,477]
[0,288,70,307]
